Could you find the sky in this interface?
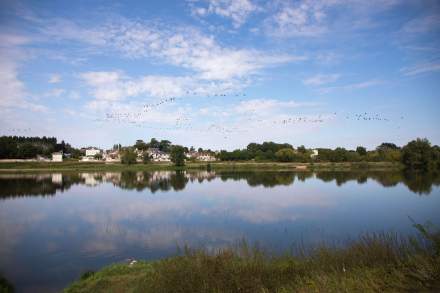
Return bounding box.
[0,0,439,150]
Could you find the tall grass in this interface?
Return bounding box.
[66,224,440,292]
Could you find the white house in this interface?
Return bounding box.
[81,156,97,162]
[103,150,121,162]
[52,152,63,162]
[147,148,171,162]
[196,153,216,162]
[186,151,216,162]
[85,148,102,157]
[310,149,319,158]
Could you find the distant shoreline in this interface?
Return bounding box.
[0,161,402,172]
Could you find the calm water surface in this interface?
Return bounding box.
[0,170,439,292]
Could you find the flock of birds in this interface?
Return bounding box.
[5,128,32,133]
[0,90,407,140]
[91,92,406,140]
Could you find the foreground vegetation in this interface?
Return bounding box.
[66,224,440,293]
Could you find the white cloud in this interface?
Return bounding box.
[303,74,340,86]
[318,79,383,94]
[265,0,335,37]
[79,70,246,112]
[234,98,318,115]
[40,18,108,46]
[402,14,440,34]
[107,23,302,80]
[401,61,440,76]
[0,52,27,108]
[68,91,81,100]
[81,71,190,102]
[190,0,259,28]
[264,0,402,38]
[43,88,65,98]
[0,33,32,47]
[32,17,302,82]
[0,49,47,112]
[48,74,61,84]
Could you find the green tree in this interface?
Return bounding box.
[377,143,399,152]
[94,153,103,160]
[159,140,171,152]
[135,140,148,151]
[297,145,307,154]
[121,149,137,165]
[356,146,367,156]
[149,138,160,149]
[142,152,151,164]
[170,146,186,166]
[433,145,440,170]
[401,138,434,171]
[275,148,296,162]
[17,142,38,159]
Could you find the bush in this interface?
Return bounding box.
[402,138,435,171]
[121,149,137,165]
[275,148,296,162]
[142,152,151,164]
[170,146,186,166]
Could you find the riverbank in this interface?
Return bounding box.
[65,227,439,293]
[0,161,402,172]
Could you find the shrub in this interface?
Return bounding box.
[121,149,137,165]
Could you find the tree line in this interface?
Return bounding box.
[217,138,440,171]
[0,136,81,159]
[1,136,439,171]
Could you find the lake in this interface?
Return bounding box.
[0,170,439,292]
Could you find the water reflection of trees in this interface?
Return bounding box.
[219,171,296,187]
[314,171,440,195]
[0,170,439,199]
[0,173,84,199]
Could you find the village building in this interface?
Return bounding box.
[85,147,102,157]
[186,151,216,162]
[80,147,103,162]
[103,150,121,162]
[147,148,171,162]
[52,152,63,162]
[197,153,217,161]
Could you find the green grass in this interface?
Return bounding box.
[0,161,401,172]
[65,225,440,293]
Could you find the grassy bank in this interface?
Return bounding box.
[66,225,439,293]
[0,161,402,172]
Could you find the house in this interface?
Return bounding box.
[196,153,216,162]
[186,151,216,162]
[80,147,103,162]
[37,155,51,162]
[147,148,171,162]
[81,156,97,162]
[310,149,319,158]
[52,152,63,162]
[85,148,102,157]
[103,150,121,162]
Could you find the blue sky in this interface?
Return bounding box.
[0,0,439,150]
